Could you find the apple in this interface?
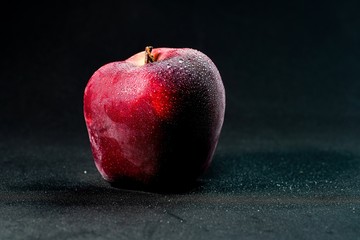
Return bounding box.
[83,46,225,190]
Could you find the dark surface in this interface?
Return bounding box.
[1,1,360,239]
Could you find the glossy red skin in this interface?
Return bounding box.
[84,48,225,187]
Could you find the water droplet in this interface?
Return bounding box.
[167,65,171,69]
[179,59,184,63]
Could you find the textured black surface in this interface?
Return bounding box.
[1,1,360,239]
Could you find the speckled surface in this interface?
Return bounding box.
[1,1,360,239]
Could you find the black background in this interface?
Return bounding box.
[1,1,360,239]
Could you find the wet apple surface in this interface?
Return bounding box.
[84,47,225,187]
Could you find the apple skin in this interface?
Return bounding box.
[84,47,225,189]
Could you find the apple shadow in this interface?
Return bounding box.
[5,180,164,207]
[108,177,204,194]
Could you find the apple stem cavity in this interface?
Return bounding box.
[145,46,155,64]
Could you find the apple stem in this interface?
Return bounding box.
[145,46,155,64]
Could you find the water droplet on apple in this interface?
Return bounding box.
[167,65,171,69]
[179,59,184,63]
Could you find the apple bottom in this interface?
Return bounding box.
[90,122,218,192]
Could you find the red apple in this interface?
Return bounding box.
[83,46,225,189]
